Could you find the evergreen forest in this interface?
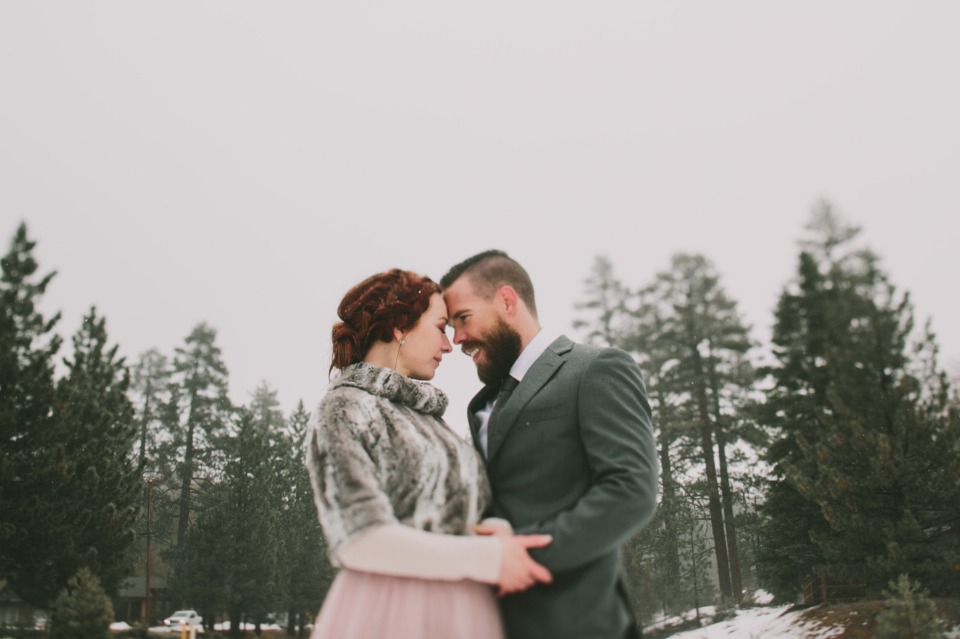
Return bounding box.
[575,203,960,626]
[1,222,334,638]
[1,201,958,636]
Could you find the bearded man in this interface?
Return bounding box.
[440,249,658,639]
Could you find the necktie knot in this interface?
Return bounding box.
[500,376,519,394]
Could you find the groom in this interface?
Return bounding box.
[440,250,658,639]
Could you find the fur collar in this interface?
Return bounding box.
[333,362,448,416]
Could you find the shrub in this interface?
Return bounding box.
[876,574,946,639]
[49,567,114,639]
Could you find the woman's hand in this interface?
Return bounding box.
[475,522,553,597]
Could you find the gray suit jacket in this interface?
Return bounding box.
[468,335,658,639]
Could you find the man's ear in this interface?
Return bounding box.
[497,285,519,316]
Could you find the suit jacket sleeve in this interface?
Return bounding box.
[516,347,659,572]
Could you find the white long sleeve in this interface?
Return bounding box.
[335,523,506,583]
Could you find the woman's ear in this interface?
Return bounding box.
[393,328,406,344]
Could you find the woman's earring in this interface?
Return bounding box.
[394,333,406,370]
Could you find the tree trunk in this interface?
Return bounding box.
[229,607,242,639]
[138,379,152,471]
[706,353,743,603]
[657,434,682,606]
[177,391,198,548]
[715,423,743,602]
[691,347,732,599]
[176,424,194,548]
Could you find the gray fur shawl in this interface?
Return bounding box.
[305,362,492,562]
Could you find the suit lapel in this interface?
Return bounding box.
[487,336,573,461]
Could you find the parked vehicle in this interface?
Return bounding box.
[163,609,203,628]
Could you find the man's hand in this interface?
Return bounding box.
[473,518,513,536]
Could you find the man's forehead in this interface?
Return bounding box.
[443,285,479,318]
[442,278,469,302]
[444,297,470,318]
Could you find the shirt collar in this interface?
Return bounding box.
[509,328,559,383]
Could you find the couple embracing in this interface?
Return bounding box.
[304,250,658,639]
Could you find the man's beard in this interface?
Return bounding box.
[468,317,523,386]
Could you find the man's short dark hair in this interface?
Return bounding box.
[440,249,538,318]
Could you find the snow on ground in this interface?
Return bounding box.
[213,621,283,631]
[660,604,844,639]
[648,597,960,639]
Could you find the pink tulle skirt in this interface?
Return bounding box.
[310,568,504,639]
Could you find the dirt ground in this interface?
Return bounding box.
[798,601,886,639]
[797,598,960,639]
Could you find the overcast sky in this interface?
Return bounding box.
[2,2,958,436]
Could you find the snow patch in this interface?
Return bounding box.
[657,605,844,639]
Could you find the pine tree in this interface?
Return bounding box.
[755,477,823,601]
[575,254,763,613]
[220,405,280,638]
[727,461,767,596]
[574,253,762,611]
[140,383,186,601]
[636,253,756,602]
[876,574,947,639]
[625,291,686,615]
[573,256,632,347]
[169,323,232,547]
[18,308,142,605]
[758,201,960,598]
[171,485,230,629]
[130,348,171,472]
[58,309,140,591]
[49,567,114,639]
[0,223,62,591]
[675,487,718,622]
[174,392,283,639]
[237,384,285,633]
[620,528,660,627]
[277,400,336,637]
[128,348,175,608]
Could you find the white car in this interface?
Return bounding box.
[163,609,203,628]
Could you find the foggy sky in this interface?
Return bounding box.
[2,2,958,435]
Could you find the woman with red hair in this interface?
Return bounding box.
[305,269,552,639]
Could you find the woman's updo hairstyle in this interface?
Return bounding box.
[330,268,441,372]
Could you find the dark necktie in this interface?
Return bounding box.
[489,375,519,427]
